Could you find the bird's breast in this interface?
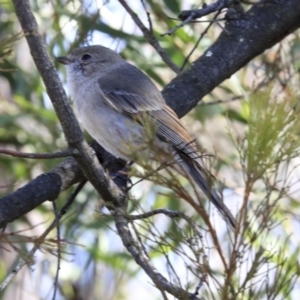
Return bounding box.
[73,87,144,160]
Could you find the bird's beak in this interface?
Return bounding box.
[56,56,72,65]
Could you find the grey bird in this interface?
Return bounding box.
[57,45,236,229]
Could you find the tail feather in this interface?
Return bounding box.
[180,155,236,229]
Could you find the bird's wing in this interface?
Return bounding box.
[98,66,199,158]
[98,64,165,114]
[98,66,236,229]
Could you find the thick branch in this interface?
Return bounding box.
[12,0,125,209]
[0,180,86,292]
[0,158,82,228]
[163,0,300,117]
[0,142,127,227]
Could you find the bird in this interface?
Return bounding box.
[56,45,236,229]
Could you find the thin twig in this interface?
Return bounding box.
[167,16,227,23]
[162,0,234,36]
[118,0,180,73]
[51,201,61,300]
[193,275,207,297]
[180,11,221,71]
[141,0,153,33]
[0,180,86,292]
[113,207,202,300]
[127,208,201,234]
[0,148,73,159]
[199,95,243,106]
[161,14,194,37]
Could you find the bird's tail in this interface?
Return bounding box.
[180,154,236,229]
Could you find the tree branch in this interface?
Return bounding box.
[0,148,72,159]
[0,142,126,228]
[12,0,126,210]
[178,0,235,22]
[113,207,201,300]
[162,0,235,36]
[126,208,201,234]
[0,157,82,228]
[0,180,86,291]
[162,0,300,116]
[118,0,180,73]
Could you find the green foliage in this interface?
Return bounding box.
[0,34,22,63]
[245,88,300,181]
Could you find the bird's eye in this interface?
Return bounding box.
[81,54,92,61]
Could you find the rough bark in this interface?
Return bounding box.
[163,0,300,116]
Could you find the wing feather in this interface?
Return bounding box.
[98,63,164,113]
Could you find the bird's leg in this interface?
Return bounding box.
[109,161,134,189]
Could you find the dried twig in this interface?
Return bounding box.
[180,11,222,71]
[0,180,86,292]
[162,0,235,36]
[0,148,73,159]
[127,208,201,233]
[199,95,243,106]
[118,0,180,73]
[141,0,153,33]
[51,200,61,300]
[113,207,202,300]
